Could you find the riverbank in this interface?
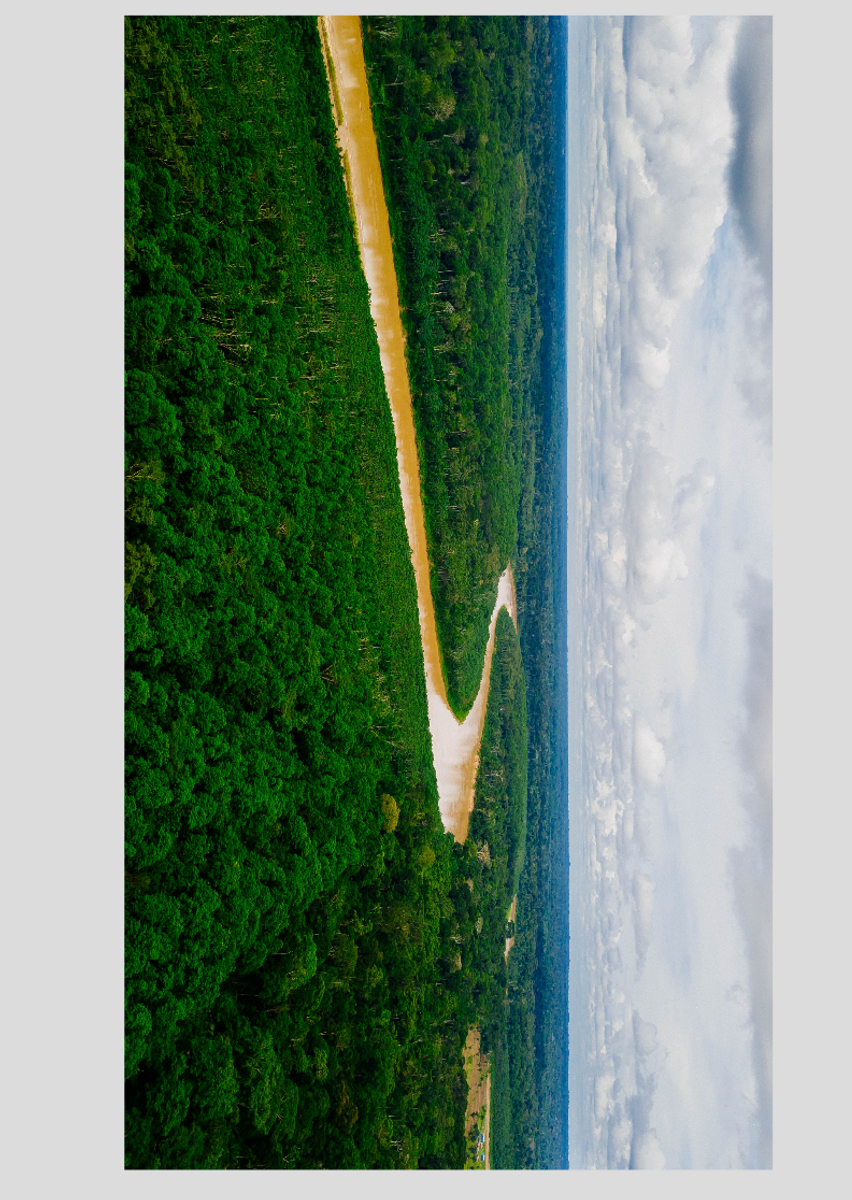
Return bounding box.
[319,15,516,843]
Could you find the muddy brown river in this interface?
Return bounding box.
[319,16,516,844]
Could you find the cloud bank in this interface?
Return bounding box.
[567,15,772,1169]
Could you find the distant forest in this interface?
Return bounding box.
[125,14,567,1169]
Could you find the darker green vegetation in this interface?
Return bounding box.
[124,15,516,1170]
[363,16,553,715]
[465,610,528,1050]
[490,19,570,1171]
[469,610,528,957]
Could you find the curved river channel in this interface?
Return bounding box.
[319,16,517,844]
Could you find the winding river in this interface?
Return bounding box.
[319,16,517,844]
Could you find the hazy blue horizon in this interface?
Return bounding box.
[566,15,772,1169]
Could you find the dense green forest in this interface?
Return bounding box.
[362,15,551,716]
[125,13,567,1170]
[470,610,528,911]
[465,609,528,1052]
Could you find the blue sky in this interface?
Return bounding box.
[567,15,772,1169]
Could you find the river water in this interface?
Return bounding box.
[319,16,516,843]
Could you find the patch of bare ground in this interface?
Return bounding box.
[463,1027,491,1169]
[504,893,518,961]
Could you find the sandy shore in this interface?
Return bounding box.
[504,893,518,961]
[319,17,517,843]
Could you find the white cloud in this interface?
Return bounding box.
[633,718,665,788]
[632,1128,666,1170]
[611,17,740,393]
[674,460,716,530]
[632,1011,659,1057]
[632,872,656,971]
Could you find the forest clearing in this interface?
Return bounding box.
[504,894,518,961]
[463,1027,491,1169]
